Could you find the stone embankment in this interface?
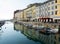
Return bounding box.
[14,21,60,33]
[15,21,60,29]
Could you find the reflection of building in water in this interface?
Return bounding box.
[14,23,26,33]
[0,28,3,39]
[14,23,60,44]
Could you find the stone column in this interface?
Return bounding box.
[48,18,50,22]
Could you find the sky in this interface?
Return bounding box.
[0,0,47,20]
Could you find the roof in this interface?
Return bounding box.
[14,10,23,14]
[14,0,54,13]
[26,0,54,8]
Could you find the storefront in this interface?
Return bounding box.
[38,18,53,23]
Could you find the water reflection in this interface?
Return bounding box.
[14,23,60,44]
[0,21,5,27]
[0,27,4,40]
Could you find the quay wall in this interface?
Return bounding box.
[16,21,60,29]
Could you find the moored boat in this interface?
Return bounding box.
[32,25,45,30]
[39,27,59,34]
[49,28,58,33]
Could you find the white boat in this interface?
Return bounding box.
[32,25,45,30]
[32,25,38,28]
[49,29,58,33]
[33,25,44,27]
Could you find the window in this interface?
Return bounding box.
[52,6,54,10]
[48,7,50,10]
[48,2,50,5]
[51,11,54,15]
[55,11,57,15]
[55,5,57,9]
[48,12,50,15]
[55,0,57,3]
[52,1,54,4]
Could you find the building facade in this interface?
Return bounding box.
[50,0,60,22]
[14,0,60,22]
[14,10,23,22]
[23,3,41,21]
[19,10,24,21]
[37,0,60,22]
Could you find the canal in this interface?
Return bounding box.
[0,21,60,44]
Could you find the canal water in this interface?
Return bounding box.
[0,21,60,44]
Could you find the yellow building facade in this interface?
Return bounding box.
[14,10,24,21]
[14,11,21,21]
[19,11,24,21]
[55,0,60,16]
[23,4,38,21]
[49,0,60,22]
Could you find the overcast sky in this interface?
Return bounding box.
[0,0,47,20]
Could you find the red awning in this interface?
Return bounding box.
[38,18,53,20]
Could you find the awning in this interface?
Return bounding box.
[38,17,53,19]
